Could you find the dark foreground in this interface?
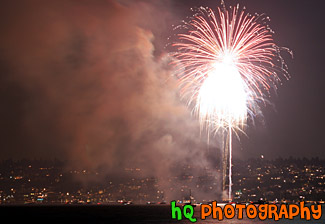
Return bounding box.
[0,205,177,224]
[0,204,323,224]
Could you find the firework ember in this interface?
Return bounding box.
[172,5,290,200]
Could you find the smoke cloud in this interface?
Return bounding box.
[0,0,223,201]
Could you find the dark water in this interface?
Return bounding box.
[0,205,323,224]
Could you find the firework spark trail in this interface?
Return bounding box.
[228,123,232,200]
[172,5,290,200]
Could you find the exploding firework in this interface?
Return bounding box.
[172,4,290,200]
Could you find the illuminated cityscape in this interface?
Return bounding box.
[1,157,324,205]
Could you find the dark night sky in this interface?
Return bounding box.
[0,0,325,166]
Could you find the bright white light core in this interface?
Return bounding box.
[197,62,248,129]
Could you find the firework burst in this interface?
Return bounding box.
[172,4,290,200]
